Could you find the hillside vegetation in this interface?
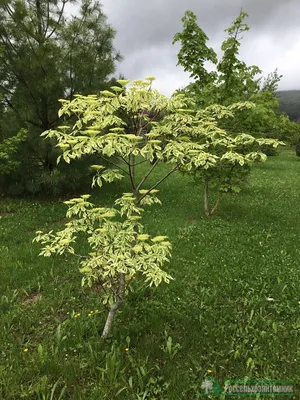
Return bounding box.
[276,90,300,122]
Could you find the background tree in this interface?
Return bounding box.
[0,0,122,195]
[183,103,279,216]
[172,10,217,93]
[174,11,298,142]
[173,10,286,215]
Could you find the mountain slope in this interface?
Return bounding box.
[276,90,300,122]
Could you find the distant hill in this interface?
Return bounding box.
[276,90,300,122]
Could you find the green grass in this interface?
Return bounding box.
[1,148,300,399]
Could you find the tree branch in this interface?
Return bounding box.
[130,159,148,167]
[137,165,178,204]
[128,153,136,190]
[136,159,159,191]
[100,156,129,176]
[46,0,68,40]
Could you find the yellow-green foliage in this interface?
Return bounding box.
[37,77,280,287]
[34,191,172,307]
[43,78,278,177]
[43,77,220,171]
[36,77,280,335]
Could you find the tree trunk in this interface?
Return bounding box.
[101,181,139,338]
[101,126,141,338]
[101,273,126,339]
[204,177,210,216]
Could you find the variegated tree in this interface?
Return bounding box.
[34,77,262,337]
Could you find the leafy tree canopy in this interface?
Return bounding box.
[35,77,277,334]
[173,10,286,214]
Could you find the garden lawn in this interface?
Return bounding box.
[0,148,299,399]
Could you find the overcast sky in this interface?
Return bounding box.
[99,0,300,96]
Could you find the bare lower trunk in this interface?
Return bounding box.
[101,273,126,339]
[101,153,141,339]
[204,177,210,216]
[101,205,139,339]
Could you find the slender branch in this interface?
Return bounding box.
[100,156,129,176]
[204,177,210,216]
[137,165,178,204]
[0,85,14,96]
[69,51,74,99]
[49,114,68,128]
[117,155,130,166]
[136,113,143,137]
[72,252,89,260]
[129,112,138,135]
[60,3,89,65]
[128,153,136,190]
[130,159,148,167]
[0,24,20,55]
[136,159,159,191]
[44,0,50,36]
[4,61,45,124]
[141,106,167,132]
[46,0,67,40]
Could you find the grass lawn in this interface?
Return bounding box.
[0,148,299,399]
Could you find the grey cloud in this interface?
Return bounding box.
[100,0,300,94]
